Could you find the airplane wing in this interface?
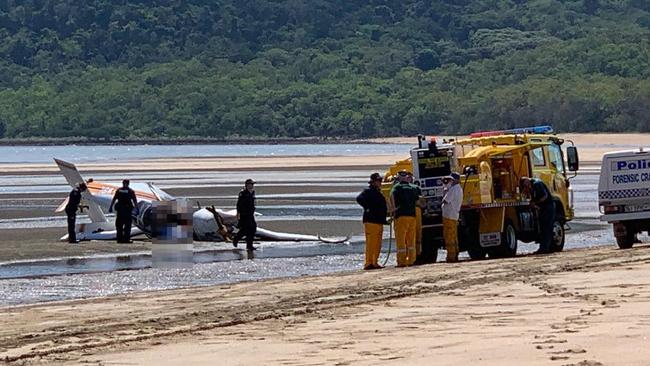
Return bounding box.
[54,158,109,223]
[254,227,349,243]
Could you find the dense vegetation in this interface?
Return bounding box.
[0,0,649,139]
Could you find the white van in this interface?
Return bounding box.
[598,148,650,248]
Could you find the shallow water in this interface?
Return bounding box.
[0,253,369,306]
[0,221,628,307]
[0,144,411,164]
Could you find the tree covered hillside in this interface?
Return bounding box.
[0,0,649,139]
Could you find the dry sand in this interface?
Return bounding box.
[1,245,649,365]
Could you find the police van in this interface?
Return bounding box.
[598,148,650,248]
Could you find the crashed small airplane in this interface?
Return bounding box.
[54,158,348,244]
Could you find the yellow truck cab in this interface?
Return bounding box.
[454,126,579,258]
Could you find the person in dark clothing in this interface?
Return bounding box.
[233,178,257,250]
[65,182,87,243]
[109,179,138,243]
[520,177,556,254]
[356,172,388,270]
[390,170,422,266]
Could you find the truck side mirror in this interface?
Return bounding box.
[567,146,579,171]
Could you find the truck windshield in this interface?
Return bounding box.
[548,143,564,172]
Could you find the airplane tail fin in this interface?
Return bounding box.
[54,158,108,223]
[54,158,85,188]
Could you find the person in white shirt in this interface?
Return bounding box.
[441,172,463,262]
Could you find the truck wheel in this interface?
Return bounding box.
[489,221,517,258]
[551,219,565,252]
[615,224,635,249]
[499,221,517,257]
[467,245,486,260]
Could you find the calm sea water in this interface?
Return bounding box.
[0,144,411,164]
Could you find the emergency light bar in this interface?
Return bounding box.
[470,125,553,138]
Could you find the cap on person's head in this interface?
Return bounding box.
[245,178,255,185]
[368,172,382,183]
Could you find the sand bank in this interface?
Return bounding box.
[0,155,402,174]
[2,244,649,365]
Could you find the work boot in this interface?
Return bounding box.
[232,239,238,248]
[364,264,382,270]
[246,246,257,251]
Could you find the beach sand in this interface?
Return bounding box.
[1,135,649,365]
[2,245,650,365]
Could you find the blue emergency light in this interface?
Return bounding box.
[503,125,553,135]
[470,125,553,138]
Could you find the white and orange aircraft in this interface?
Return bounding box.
[54,158,347,243]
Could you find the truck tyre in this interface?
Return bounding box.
[499,220,518,257]
[490,220,517,258]
[551,218,565,252]
[615,224,635,249]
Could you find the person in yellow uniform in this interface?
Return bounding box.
[410,177,424,262]
[390,170,422,267]
[441,172,463,262]
[356,173,389,270]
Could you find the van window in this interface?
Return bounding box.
[548,143,564,171]
[531,147,545,166]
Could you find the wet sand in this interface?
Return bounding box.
[2,245,650,365]
[0,219,362,262]
[0,155,373,262]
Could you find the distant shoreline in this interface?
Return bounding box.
[2,132,647,146]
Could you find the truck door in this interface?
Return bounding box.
[547,142,569,217]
